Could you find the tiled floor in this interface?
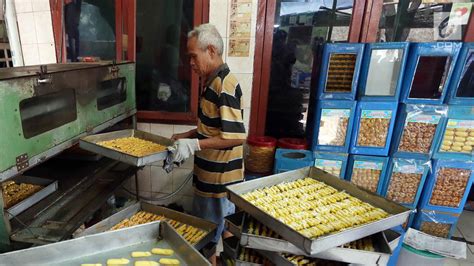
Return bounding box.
[446,210,474,266]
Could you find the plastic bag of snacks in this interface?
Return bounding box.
[348,155,389,194]
[413,210,460,239]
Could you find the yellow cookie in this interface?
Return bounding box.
[151,248,174,256]
[132,251,152,258]
[159,258,180,265]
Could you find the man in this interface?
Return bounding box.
[171,24,246,248]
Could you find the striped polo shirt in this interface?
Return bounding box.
[194,64,246,198]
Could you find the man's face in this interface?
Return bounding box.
[187,36,212,77]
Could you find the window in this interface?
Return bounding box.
[376,1,473,42]
[136,0,208,123]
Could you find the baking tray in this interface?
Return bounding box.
[79,129,173,166]
[258,250,345,266]
[223,236,265,266]
[3,175,58,219]
[226,167,411,255]
[76,201,217,250]
[0,221,210,265]
[225,212,392,265]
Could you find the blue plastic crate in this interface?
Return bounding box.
[413,209,460,239]
[274,148,313,174]
[433,106,474,161]
[418,159,474,214]
[382,157,431,209]
[313,152,348,178]
[446,43,474,105]
[391,104,448,159]
[403,209,417,230]
[358,42,410,102]
[311,100,356,153]
[400,42,462,104]
[350,101,398,156]
[317,43,364,100]
[387,226,405,266]
[346,155,389,195]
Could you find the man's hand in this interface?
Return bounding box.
[173,138,201,162]
[171,129,197,141]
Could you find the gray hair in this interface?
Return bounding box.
[188,24,224,56]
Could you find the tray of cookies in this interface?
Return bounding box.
[76,201,217,251]
[0,221,210,266]
[226,167,410,255]
[79,129,173,166]
[224,212,392,265]
[2,175,58,219]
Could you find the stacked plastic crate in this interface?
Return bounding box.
[309,43,364,180]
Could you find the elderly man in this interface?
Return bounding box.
[171,24,246,250]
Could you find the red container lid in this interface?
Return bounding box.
[277,138,308,150]
[247,136,277,147]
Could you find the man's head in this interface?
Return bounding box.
[187,24,224,78]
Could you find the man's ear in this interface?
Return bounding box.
[207,45,218,57]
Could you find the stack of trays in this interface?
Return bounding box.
[223,167,410,265]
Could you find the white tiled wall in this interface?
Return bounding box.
[14,0,56,65]
[129,1,260,211]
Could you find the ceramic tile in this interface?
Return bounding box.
[34,11,55,43]
[233,73,253,109]
[17,12,37,44]
[150,123,174,138]
[21,44,40,65]
[137,122,151,132]
[32,0,50,12]
[209,0,228,38]
[150,165,173,193]
[14,0,32,13]
[38,43,56,64]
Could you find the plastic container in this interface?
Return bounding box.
[245,136,277,174]
[403,209,417,230]
[313,152,348,178]
[273,149,313,174]
[391,104,448,159]
[413,209,460,239]
[433,106,474,161]
[350,101,398,156]
[418,159,474,214]
[311,100,356,153]
[400,42,462,105]
[397,244,445,266]
[382,158,431,209]
[346,155,389,195]
[446,43,474,105]
[358,42,409,102]
[277,138,308,150]
[317,43,365,100]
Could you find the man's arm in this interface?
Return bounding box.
[171,129,197,140]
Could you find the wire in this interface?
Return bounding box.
[121,171,193,202]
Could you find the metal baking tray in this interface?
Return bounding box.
[76,201,217,250]
[223,236,265,266]
[225,212,392,265]
[79,129,173,166]
[0,221,210,266]
[3,176,58,219]
[258,250,345,266]
[226,167,411,255]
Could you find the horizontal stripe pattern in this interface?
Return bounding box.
[195,64,246,198]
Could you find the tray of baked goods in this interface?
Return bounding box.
[79,129,173,166]
[226,167,411,255]
[222,236,273,266]
[2,175,58,219]
[76,201,217,251]
[0,221,210,266]
[258,250,346,266]
[225,212,392,265]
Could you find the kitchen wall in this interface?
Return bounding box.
[13,0,56,65]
